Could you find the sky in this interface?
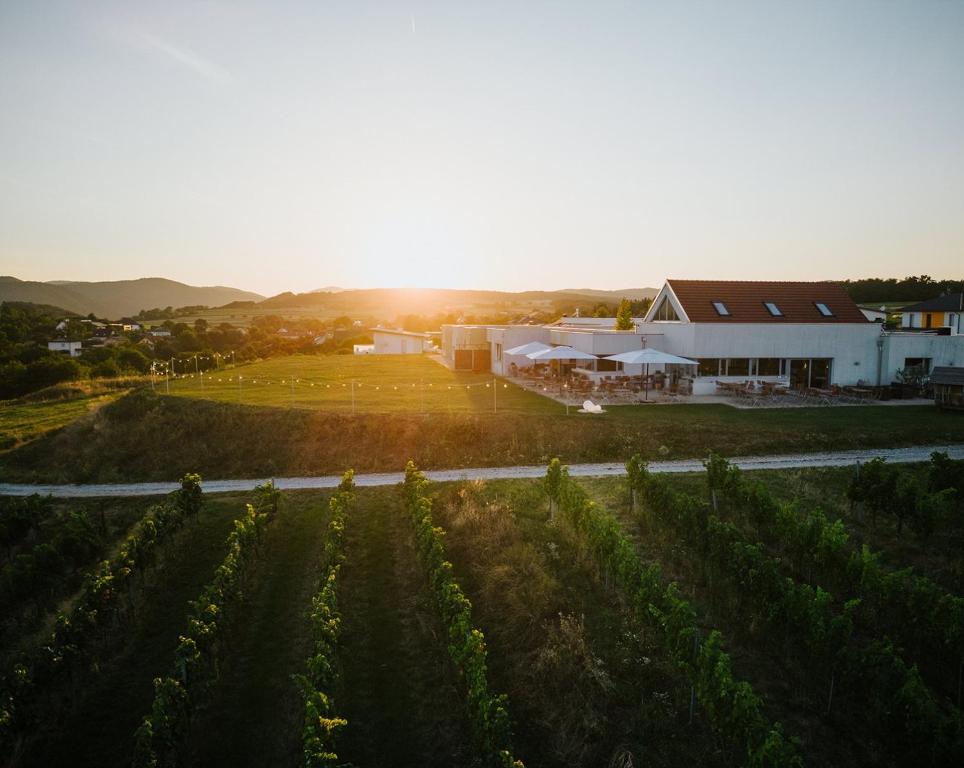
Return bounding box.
[1,1,962,297]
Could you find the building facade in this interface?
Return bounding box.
[442,280,964,394]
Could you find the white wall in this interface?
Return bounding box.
[487,326,551,375]
[47,341,82,357]
[373,332,425,354]
[881,334,964,382]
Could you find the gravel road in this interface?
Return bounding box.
[2,444,962,498]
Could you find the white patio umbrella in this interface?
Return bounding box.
[604,349,698,400]
[505,341,551,356]
[526,345,598,361]
[527,345,599,380]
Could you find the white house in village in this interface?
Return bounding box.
[442,280,964,395]
[371,328,436,355]
[47,340,83,357]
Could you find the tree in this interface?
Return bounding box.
[615,298,633,330]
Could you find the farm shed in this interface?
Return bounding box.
[931,366,964,411]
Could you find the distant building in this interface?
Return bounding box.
[48,340,83,357]
[900,293,963,334]
[371,328,434,355]
[860,307,888,323]
[148,329,171,338]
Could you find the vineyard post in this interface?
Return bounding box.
[238,375,242,403]
[165,366,170,394]
[150,363,156,391]
[421,378,425,413]
[493,377,497,413]
[351,380,356,415]
[290,375,295,407]
[689,628,700,724]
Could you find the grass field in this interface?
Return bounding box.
[165,353,559,414]
[0,392,122,451]
[3,382,963,484]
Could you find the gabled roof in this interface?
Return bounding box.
[664,280,868,323]
[900,293,964,313]
[931,367,964,386]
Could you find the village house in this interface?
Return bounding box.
[899,293,964,334]
[47,340,83,357]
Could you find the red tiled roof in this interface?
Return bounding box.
[666,280,868,323]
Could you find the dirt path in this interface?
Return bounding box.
[335,488,470,767]
[186,494,331,768]
[3,444,962,498]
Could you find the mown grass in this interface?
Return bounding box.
[186,491,332,767]
[166,353,558,414]
[335,487,471,765]
[0,392,122,450]
[2,385,963,484]
[428,478,727,767]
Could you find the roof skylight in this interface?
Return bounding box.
[712,301,730,316]
[815,302,834,317]
[764,301,783,317]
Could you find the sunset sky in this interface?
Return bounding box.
[1,1,962,296]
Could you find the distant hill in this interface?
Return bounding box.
[560,287,659,301]
[257,286,659,320]
[0,277,264,318]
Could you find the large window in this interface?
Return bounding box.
[726,358,750,376]
[653,297,680,321]
[697,359,721,377]
[756,358,782,376]
[903,357,931,373]
[789,358,832,388]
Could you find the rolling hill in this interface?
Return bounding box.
[0,277,264,318]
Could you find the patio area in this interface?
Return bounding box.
[507,366,931,409]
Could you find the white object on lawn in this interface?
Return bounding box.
[578,399,605,414]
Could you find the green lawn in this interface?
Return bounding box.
[166,353,560,415]
[0,393,122,450]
